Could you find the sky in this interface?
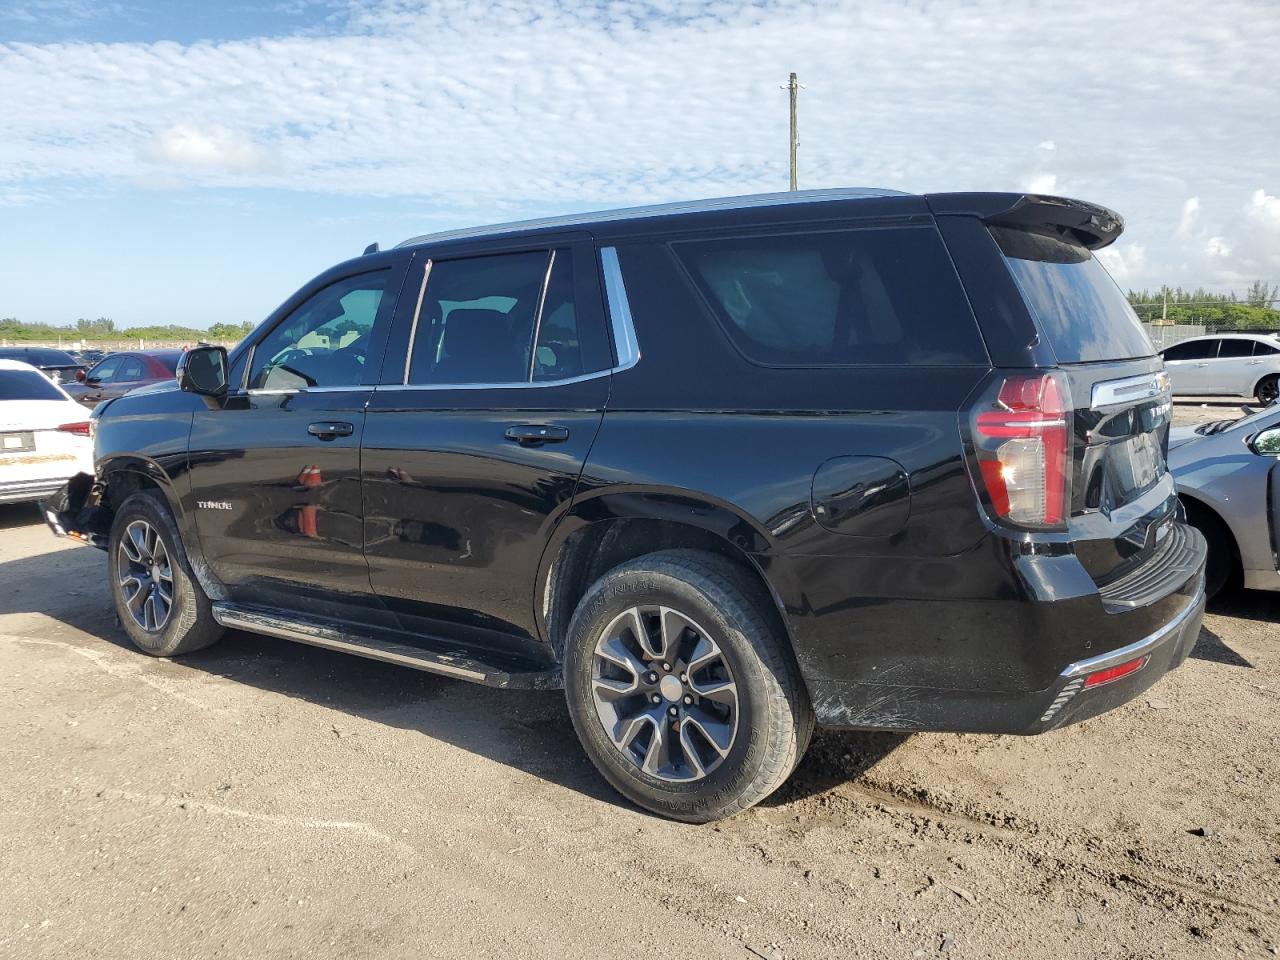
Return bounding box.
[1,0,1278,329]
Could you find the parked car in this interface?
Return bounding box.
[0,347,86,385]
[75,349,108,367]
[44,188,1206,821]
[1159,333,1280,403]
[0,359,93,505]
[62,350,183,409]
[1169,404,1280,597]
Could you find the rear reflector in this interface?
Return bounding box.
[1083,656,1148,689]
[57,422,91,437]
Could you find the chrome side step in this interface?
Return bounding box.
[211,602,561,690]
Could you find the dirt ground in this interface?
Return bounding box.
[1,404,1277,959]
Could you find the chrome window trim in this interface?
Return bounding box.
[527,250,556,381]
[374,368,612,392]
[403,258,434,384]
[599,246,640,370]
[245,385,372,397]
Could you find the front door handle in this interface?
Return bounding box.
[308,421,354,440]
[505,424,569,445]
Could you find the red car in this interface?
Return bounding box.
[63,350,183,409]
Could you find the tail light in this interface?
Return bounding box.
[970,372,1072,529]
[57,421,91,437]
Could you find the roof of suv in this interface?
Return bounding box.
[393,188,1125,252]
[396,188,909,249]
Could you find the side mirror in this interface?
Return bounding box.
[76,369,87,383]
[1251,427,1280,456]
[177,345,229,399]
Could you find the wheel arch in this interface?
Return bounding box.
[1178,489,1243,580]
[1251,370,1279,399]
[536,489,795,662]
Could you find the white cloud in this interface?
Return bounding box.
[0,0,1276,289]
[141,124,266,172]
[1097,242,1147,283]
[1204,236,1231,258]
[1175,196,1199,238]
[1024,173,1058,194]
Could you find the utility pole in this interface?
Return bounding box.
[784,72,800,191]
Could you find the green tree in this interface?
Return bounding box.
[1244,280,1279,309]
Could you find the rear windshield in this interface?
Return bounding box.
[991,226,1154,363]
[674,226,988,366]
[0,369,66,401]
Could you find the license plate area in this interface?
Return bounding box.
[0,431,36,454]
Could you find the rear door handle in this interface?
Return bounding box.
[308,421,354,440]
[504,424,569,445]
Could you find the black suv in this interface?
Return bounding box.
[46,189,1207,822]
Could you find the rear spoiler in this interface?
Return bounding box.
[925,192,1124,250]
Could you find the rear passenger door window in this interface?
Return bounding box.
[116,357,145,382]
[673,226,987,366]
[406,248,610,385]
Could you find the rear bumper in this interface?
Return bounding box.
[805,525,1208,734]
[0,477,68,505]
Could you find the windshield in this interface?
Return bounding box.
[0,369,67,401]
[991,226,1155,363]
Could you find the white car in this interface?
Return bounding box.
[1158,333,1280,404]
[0,359,95,505]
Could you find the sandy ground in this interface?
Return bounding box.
[1,406,1277,959]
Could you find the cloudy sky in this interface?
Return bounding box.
[1,0,1277,328]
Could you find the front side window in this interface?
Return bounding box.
[249,271,390,390]
[1162,340,1215,361]
[87,357,122,382]
[673,227,988,366]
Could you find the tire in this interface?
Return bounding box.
[563,549,813,822]
[1182,499,1239,600]
[1255,374,1279,406]
[108,490,223,657]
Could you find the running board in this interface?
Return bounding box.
[211,602,561,690]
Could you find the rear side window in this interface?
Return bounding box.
[673,227,988,366]
[1255,340,1280,356]
[0,369,65,401]
[408,248,609,386]
[991,226,1154,363]
[1217,338,1254,358]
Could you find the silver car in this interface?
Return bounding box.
[1169,404,1280,596]
[1159,334,1280,404]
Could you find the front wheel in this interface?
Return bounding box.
[108,491,223,657]
[563,550,813,822]
[1256,374,1279,406]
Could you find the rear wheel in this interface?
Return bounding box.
[108,491,222,657]
[1256,374,1279,406]
[563,549,813,822]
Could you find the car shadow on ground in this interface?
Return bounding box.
[0,533,908,816]
[0,502,43,531]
